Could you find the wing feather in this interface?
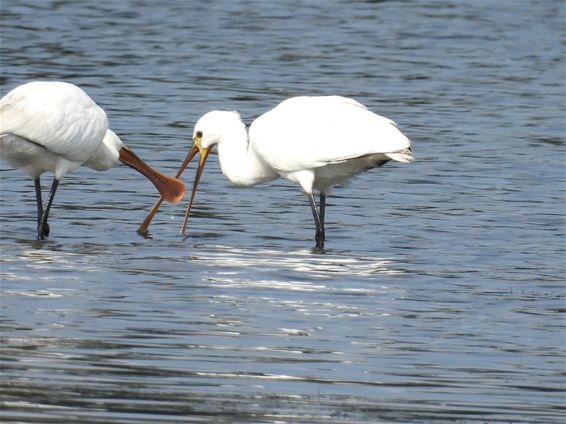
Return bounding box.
[249,96,412,173]
[0,81,108,163]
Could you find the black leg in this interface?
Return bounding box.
[34,177,43,230]
[319,193,326,242]
[307,192,324,249]
[37,178,59,239]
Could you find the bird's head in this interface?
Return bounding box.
[175,111,243,234]
[192,110,243,149]
[136,110,245,235]
[84,129,123,170]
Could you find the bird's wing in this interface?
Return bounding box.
[249,96,412,173]
[0,82,108,163]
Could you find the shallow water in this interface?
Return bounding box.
[1,0,565,423]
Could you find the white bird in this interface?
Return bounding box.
[139,96,413,249]
[0,81,185,239]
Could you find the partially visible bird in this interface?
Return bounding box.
[0,81,185,239]
[139,96,413,249]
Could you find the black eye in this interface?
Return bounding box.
[196,131,203,137]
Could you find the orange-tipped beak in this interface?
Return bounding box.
[137,135,210,235]
[118,146,185,203]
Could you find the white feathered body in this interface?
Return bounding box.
[0,81,123,179]
[199,96,413,194]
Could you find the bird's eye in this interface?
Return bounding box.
[196,131,203,138]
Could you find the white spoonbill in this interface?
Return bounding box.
[0,81,185,239]
[139,96,413,249]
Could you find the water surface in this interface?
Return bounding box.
[1,0,564,422]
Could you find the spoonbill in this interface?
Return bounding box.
[0,81,185,239]
[139,96,413,249]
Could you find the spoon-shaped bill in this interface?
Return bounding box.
[179,143,212,235]
[137,136,210,235]
[119,146,185,203]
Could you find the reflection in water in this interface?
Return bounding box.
[4,237,563,422]
[193,244,404,278]
[1,0,564,422]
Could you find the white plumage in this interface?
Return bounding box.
[1,82,110,178]
[139,96,413,249]
[0,81,184,239]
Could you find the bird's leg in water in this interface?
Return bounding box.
[319,193,326,242]
[34,178,44,231]
[37,178,59,239]
[308,192,324,249]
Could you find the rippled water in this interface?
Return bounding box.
[1,0,565,423]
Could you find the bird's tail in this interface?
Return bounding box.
[385,148,414,163]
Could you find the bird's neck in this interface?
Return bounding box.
[216,126,278,187]
[84,129,122,171]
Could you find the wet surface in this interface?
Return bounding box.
[1,0,565,422]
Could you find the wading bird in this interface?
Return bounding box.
[0,81,185,239]
[139,96,413,249]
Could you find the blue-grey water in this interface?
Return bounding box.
[1,1,564,423]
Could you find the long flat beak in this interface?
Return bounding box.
[118,146,185,203]
[137,135,210,235]
[180,138,212,236]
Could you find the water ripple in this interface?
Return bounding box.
[1,0,564,422]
